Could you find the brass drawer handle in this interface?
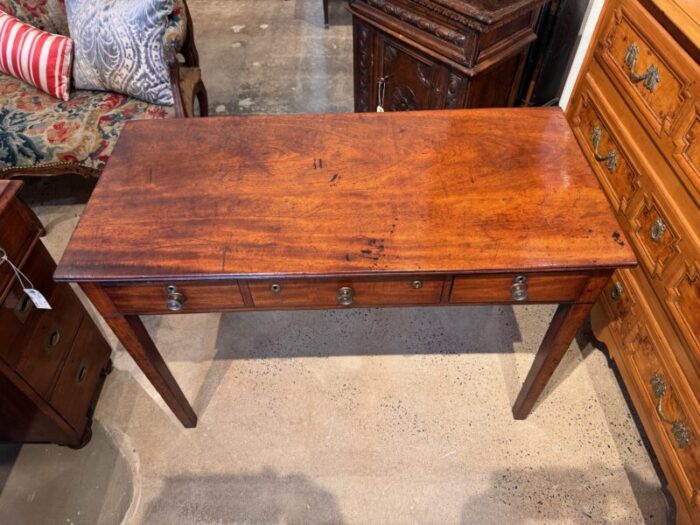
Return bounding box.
[165,285,186,312]
[510,275,528,301]
[270,283,282,293]
[412,280,422,289]
[611,282,624,301]
[650,217,667,243]
[624,43,660,92]
[591,127,618,173]
[651,373,690,448]
[45,328,61,353]
[76,363,88,384]
[337,286,354,306]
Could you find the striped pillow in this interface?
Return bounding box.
[0,10,72,100]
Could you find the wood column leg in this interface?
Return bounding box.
[80,283,197,428]
[512,302,594,420]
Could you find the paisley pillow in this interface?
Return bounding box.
[65,0,174,105]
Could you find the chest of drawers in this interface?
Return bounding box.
[565,1,700,522]
[0,181,112,448]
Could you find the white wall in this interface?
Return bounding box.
[559,0,606,110]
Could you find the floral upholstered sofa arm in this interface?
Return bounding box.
[0,0,207,179]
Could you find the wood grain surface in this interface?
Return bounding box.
[55,108,635,283]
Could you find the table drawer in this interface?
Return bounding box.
[249,277,444,308]
[105,282,245,314]
[597,0,697,139]
[0,198,42,301]
[15,284,85,398]
[49,316,111,431]
[450,272,589,304]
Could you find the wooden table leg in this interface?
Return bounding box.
[512,302,595,420]
[323,0,330,28]
[80,283,197,428]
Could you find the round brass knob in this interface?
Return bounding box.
[412,280,423,289]
[510,275,528,301]
[270,283,282,293]
[165,285,185,312]
[337,286,354,306]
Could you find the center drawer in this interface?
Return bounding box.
[249,277,444,308]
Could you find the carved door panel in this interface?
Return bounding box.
[376,35,451,111]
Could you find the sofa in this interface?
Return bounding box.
[0,0,207,179]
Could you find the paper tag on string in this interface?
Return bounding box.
[24,288,51,309]
[0,253,51,310]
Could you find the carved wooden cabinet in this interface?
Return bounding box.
[566,0,700,522]
[0,181,112,448]
[349,0,547,111]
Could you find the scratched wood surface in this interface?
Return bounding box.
[55,108,636,283]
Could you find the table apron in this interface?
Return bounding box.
[98,271,607,316]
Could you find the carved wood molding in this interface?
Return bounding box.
[366,0,466,46]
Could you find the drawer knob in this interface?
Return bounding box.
[590,127,618,173]
[510,275,528,301]
[165,285,186,312]
[650,217,667,243]
[270,283,282,293]
[337,286,354,307]
[624,43,660,93]
[611,282,624,301]
[45,328,61,353]
[412,280,423,290]
[76,363,88,384]
[651,374,690,448]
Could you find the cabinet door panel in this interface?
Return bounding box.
[377,35,448,111]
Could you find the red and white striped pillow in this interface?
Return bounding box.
[0,10,72,100]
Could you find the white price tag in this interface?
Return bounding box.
[24,288,52,310]
[1,252,52,310]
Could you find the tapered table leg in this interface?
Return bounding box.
[512,302,595,420]
[323,0,329,28]
[80,284,197,428]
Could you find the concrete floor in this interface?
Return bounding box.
[0,1,670,524]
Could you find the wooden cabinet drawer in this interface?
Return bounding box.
[105,282,245,314]
[49,317,111,431]
[0,242,58,367]
[15,284,85,398]
[0,198,42,301]
[569,86,641,213]
[450,272,589,304]
[596,0,697,139]
[608,270,700,512]
[249,277,443,308]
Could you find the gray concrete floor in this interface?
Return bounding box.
[0,1,670,524]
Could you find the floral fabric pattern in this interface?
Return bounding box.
[0,73,173,173]
[0,0,69,35]
[165,0,187,51]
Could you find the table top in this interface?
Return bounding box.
[55,108,636,283]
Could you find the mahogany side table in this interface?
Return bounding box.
[55,108,636,428]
